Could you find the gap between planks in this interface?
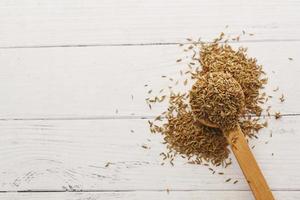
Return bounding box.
[0,113,298,121]
[1,39,300,50]
[0,191,299,200]
[1,189,300,193]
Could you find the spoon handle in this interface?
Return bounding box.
[225,125,275,200]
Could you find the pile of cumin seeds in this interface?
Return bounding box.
[149,92,230,166]
[147,33,280,167]
[199,38,268,117]
[189,72,245,130]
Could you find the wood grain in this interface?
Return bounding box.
[0,116,299,191]
[0,191,299,200]
[0,0,299,47]
[0,41,298,119]
[226,126,274,200]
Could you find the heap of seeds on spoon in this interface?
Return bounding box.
[146,32,284,168]
[189,71,245,131]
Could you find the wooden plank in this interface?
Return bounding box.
[0,116,299,191]
[0,41,298,118]
[0,42,300,119]
[0,0,300,47]
[0,191,299,200]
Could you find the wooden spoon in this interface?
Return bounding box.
[198,118,275,200]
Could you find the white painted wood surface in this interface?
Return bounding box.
[0,41,298,119]
[0,0,300,47]
[0,191,299,200]
[0,0,299,199]
[0,117,299,191]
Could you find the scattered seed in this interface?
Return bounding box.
[184,79,188,86]
[170,160,174,166]
[273,87,279,92]
[279,94,285,102]
[225,178,231,182]
[275,112,282,119]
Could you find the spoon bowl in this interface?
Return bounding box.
[197,118,218,128]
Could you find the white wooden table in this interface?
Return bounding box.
[0,0,299,199]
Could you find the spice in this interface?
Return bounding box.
[147,33,283,167]
[225,178,232,182]
[166,188,170,194]
[155,112,229,165]
[142,145,150,149]
[189,72,245,130]
[199,40,267,117]
[279,94,285,102]
[273,87,279,92]
[275,112,282,119]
